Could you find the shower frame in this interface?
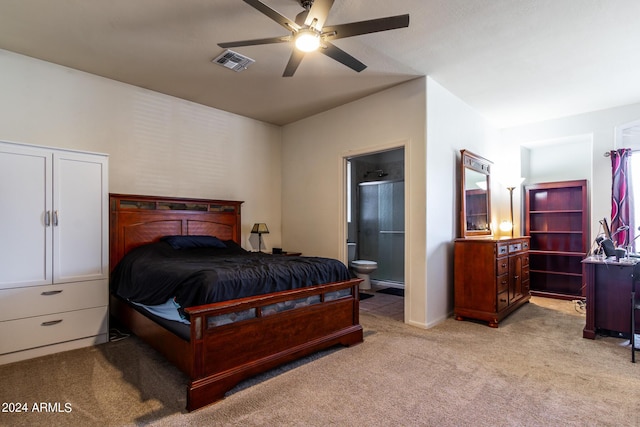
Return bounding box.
[356,178,405,286]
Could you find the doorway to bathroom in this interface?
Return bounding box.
[346,147,405,293]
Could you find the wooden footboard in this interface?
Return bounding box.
[185,278,363,411]
[110,278,363,411]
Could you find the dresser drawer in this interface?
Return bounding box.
[0,306,108,355]
[496,274,509,294]
[497,243,508,256]
[497,290,509,311]
[496,258,509,276]
[0,279,108,322]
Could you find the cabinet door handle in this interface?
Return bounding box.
[53,210,59,226]
[41,319,63,326]
[41,290,63,296]
[513,275,519,280]
[45,211,51,226]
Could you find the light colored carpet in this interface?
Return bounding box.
[1,297,638,426]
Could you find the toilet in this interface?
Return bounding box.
[347,243,378,290]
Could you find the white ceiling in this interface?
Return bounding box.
[1,0,640,127]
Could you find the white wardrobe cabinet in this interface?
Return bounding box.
[0,141,109,364]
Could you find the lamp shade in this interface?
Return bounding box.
[251,223,269,234]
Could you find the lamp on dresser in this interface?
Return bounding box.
[251,223,269,252]
[505,178,525,238]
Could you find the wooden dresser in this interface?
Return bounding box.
[454,237,530,327]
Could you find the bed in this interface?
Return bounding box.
[108,193,363,411]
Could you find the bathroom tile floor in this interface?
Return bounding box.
[359,285,404,322]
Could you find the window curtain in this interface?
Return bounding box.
[610,148,633,247]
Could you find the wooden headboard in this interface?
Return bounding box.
[109,193,244,271]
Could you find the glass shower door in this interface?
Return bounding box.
[358,180,404,284]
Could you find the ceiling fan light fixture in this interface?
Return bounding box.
[294,29,321,52]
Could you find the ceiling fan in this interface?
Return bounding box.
[218,0,410,77]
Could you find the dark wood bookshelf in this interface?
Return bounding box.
[524,180,588,299]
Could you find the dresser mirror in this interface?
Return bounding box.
[460,149,492,237]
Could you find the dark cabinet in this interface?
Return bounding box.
[454,237,530,327]
[582,258,640,338]
[524,180,588,298]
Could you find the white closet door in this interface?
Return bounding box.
[53,152,108,283]
[0,145,52,289]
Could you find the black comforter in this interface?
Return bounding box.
[110,240,351,313]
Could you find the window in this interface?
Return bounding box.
[631,154,640,244]
[617,121,640,248]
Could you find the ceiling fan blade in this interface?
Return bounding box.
[305,0,334,29]
[283,49,306,77]
[322,14,410,40]
[218,35,291,48]
[243,0,301,32]
[320,41,366,72]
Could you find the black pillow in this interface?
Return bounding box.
[221,239,248,253]
[161,235,227,249]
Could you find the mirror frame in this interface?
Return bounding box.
[460,149,492,237]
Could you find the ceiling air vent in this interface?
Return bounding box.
[212,50,254,72]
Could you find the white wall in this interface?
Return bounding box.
[426,77,500,325]
[282,77,498,328]
[282,77,428,327]
[0,49,282,250]
[501,102,640,243]
[518,136,592,240]
[522,135,592,184]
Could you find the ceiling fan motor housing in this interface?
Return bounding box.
[300,0,314,10]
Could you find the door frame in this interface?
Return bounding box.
[339,141,409,322]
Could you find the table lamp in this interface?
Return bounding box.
[251,223,269,252]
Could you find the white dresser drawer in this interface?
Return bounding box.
[0,306,108,355]
[0,279,107,322]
